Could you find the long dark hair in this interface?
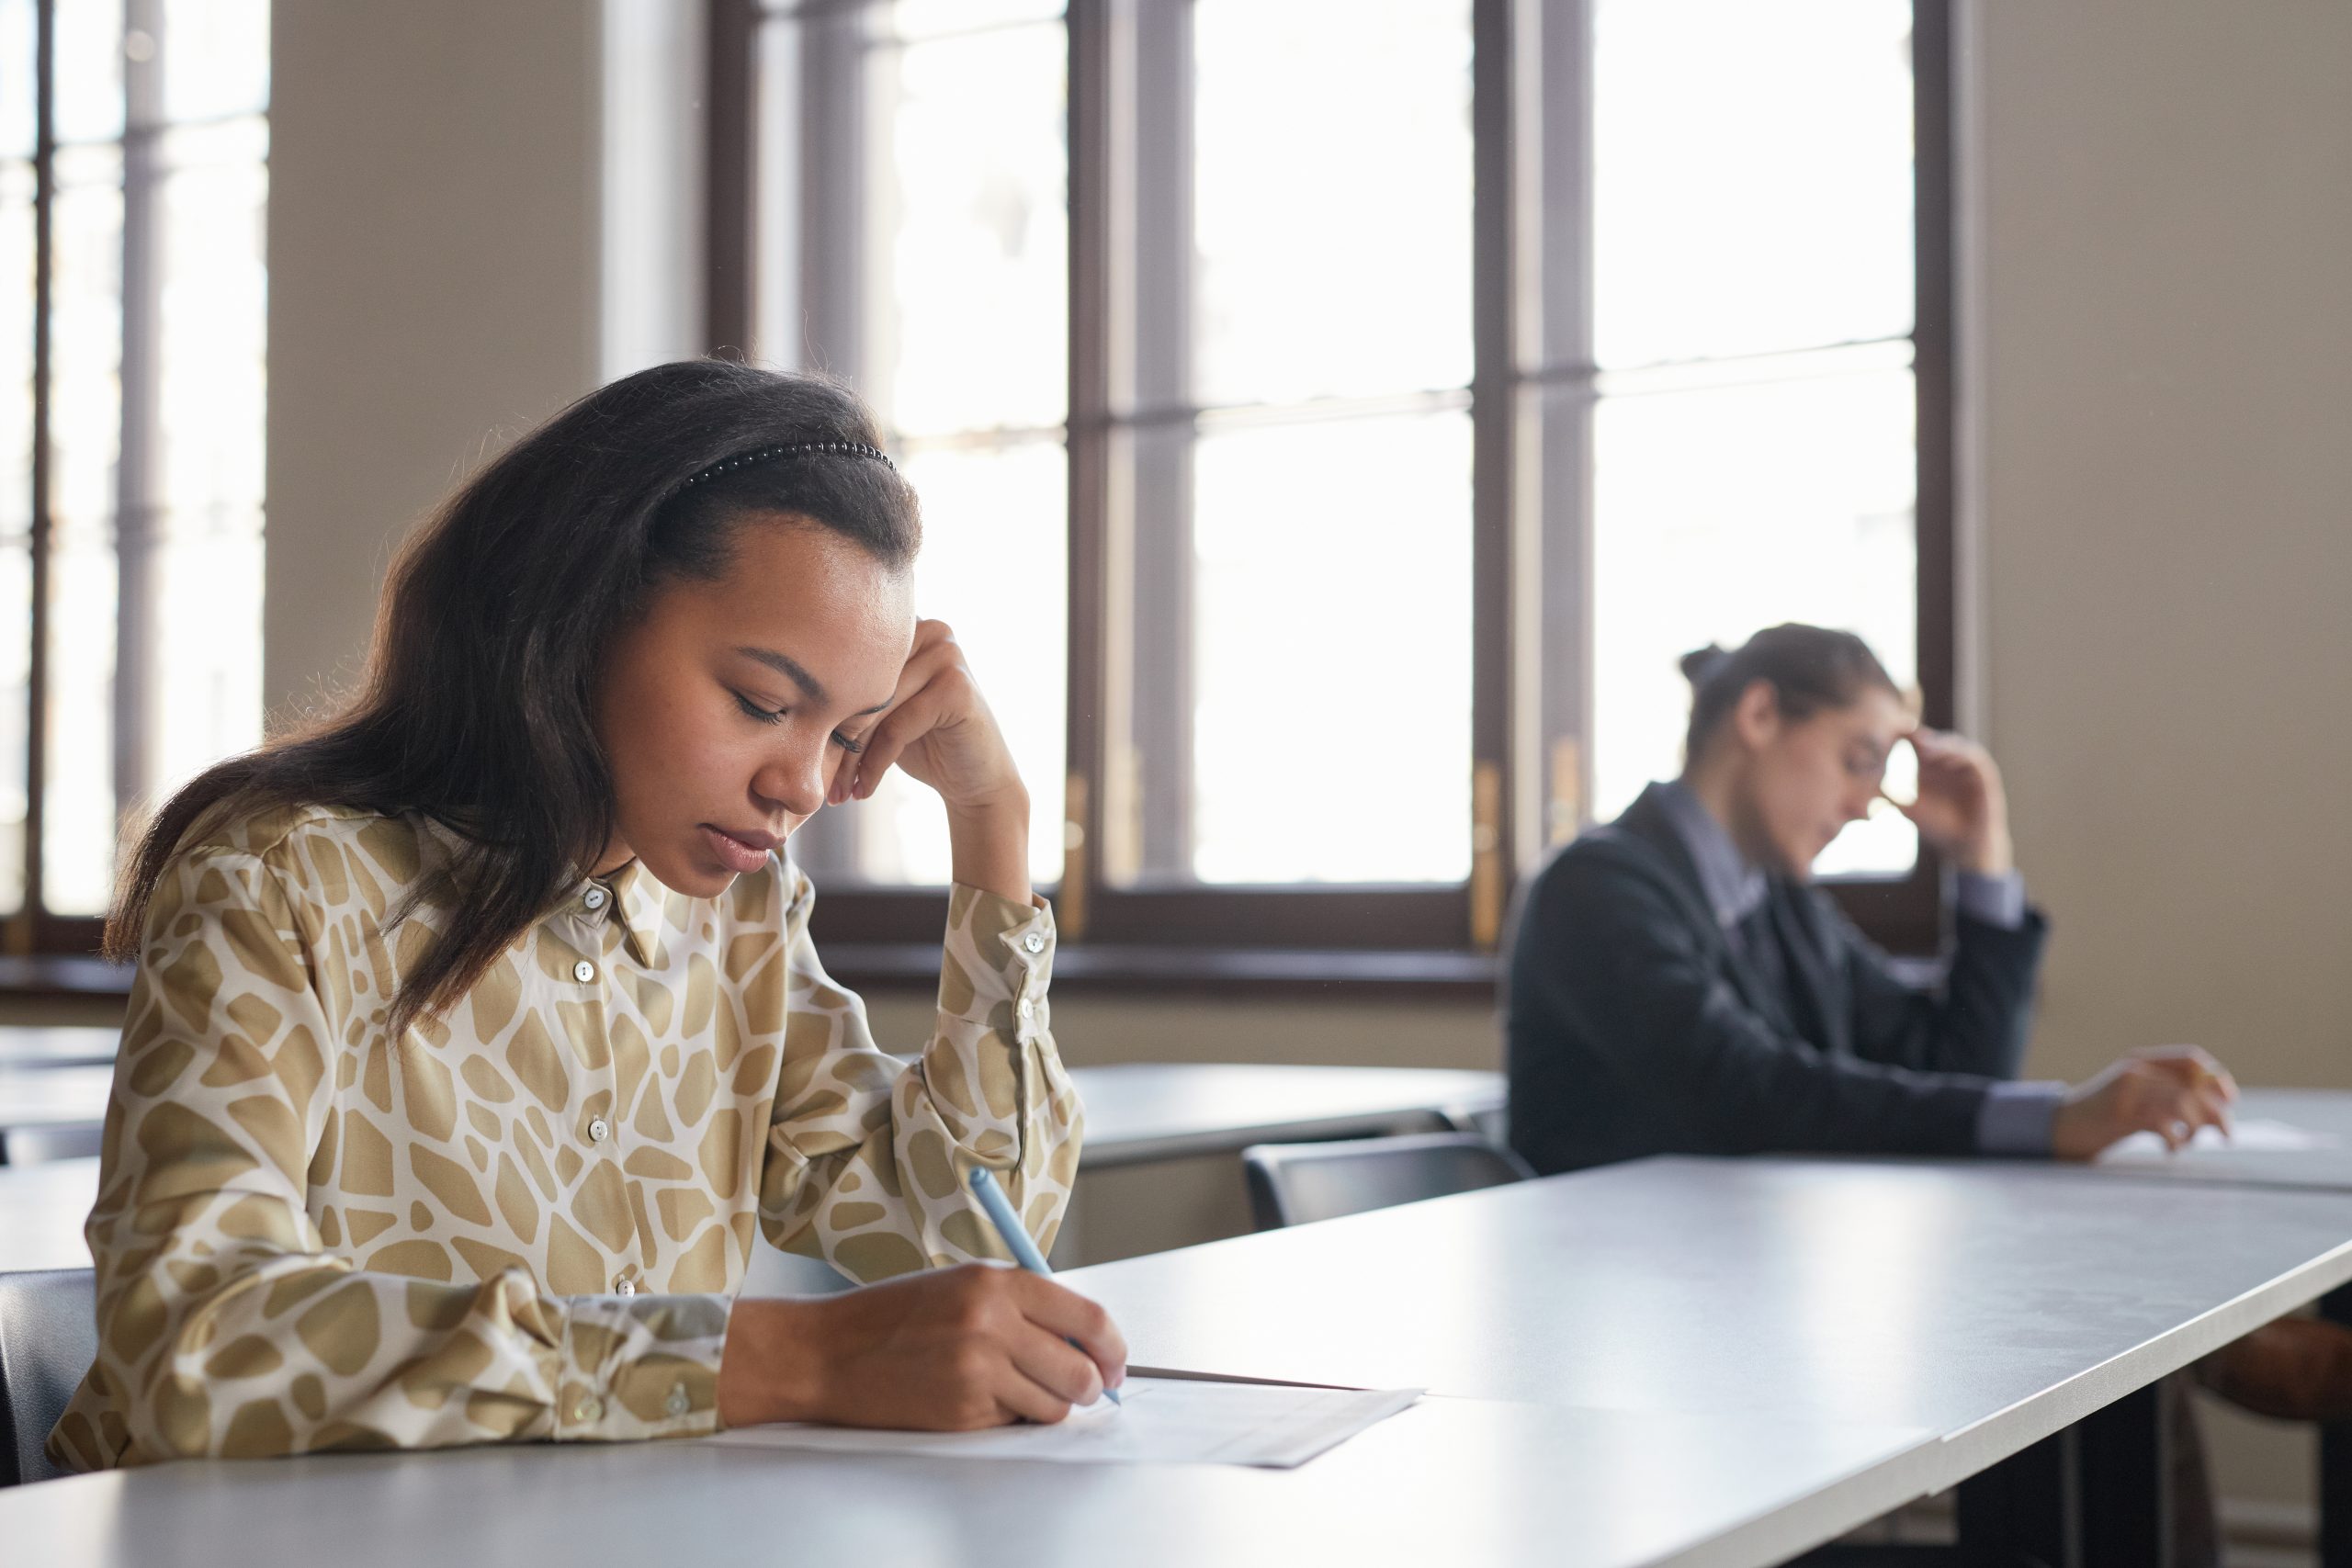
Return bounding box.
[108,358,922,1035]
[1680,624,1899,764]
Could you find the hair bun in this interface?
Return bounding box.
[1679,644,1732,687]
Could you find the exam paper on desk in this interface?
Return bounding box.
[2099,1118,2340,1162]
[704,1378,1423,1469]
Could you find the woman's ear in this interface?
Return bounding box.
[1729,678,1781,752]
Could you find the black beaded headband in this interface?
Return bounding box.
[673,438,896,497]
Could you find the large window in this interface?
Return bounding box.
[1,0,269,956]
[711,0,1951,959]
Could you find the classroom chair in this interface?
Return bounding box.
[1240,1132,1534,1231]
[0,1268,96,1486]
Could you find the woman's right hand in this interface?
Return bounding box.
[715,1263,1128,1431]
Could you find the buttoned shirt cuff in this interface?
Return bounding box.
[552,1292,729,1443]
[1955,869,2028,930]
[1974,1080,2067,1156]
[941,884,1057,1045]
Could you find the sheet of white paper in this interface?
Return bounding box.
[2099,1117,2340,1161]
[702,1377,1422,1469]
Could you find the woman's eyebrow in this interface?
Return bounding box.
[735,646,826,703]
[735,646,893,715]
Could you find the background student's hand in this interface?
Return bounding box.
[829,618,1034,904]
[2050,1044,2240,1160]
[716,1264,1128,1432]
[1891,728,2014,875]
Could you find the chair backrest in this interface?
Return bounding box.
[0,1123,105,1165]
[0,1269,96,1486]
[1240,1133,1536,1231]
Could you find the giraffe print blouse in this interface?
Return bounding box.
[48,801,1081,1471]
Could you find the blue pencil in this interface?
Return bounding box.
[967,1166,1121,1405]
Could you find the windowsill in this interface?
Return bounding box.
[0,946,1501,1005]
[822,943,1500,1001]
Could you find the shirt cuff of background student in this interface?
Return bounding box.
[1955,868,2028,930]
[1973,1080,2067,1156]
[1954,869,2055,1154]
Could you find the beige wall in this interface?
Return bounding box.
[1972,2,2352,1092]
[265,0,601,724]
[1969,0,2352,1524]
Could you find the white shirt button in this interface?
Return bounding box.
[1016,998,1035,1020]
[573,1395,604,1425]
[1022,931,1046,954]
[583,886,608,911]
[665,1383,692,1419]
[587,1117,609,1143]
[573,959,596,983]
[615,1278,636,1297]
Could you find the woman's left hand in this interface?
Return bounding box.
[1894,727,2013,875]
[832,620,1024,813]
[831,620,1033,904]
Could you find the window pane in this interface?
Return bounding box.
[867,18,1066,437]
[43,517,115,913]
[1,161,28,534]
[1186,410,1472,884]
[0,0,32,159]
[1591,0,1914,369]
[1193,0,1473,407]
[152,118,266,795]
[888,0,1065,42]
[1589,352,1919,875]
[43,145,124,914]
[0,157,26,907]
[0,161,27,911]
[157,120,266,523]
[53,0,123,145]
[848,438,1067,886]
[161,0,270,122]
[0,543,25,912]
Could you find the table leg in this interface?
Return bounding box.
[2322,1287,2352,1568]
[1955,1427,2074,1567]
[2075,1381,2172,1568]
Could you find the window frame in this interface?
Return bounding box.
[706,0,1956,973]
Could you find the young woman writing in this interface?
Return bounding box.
[51,360,1124,1471]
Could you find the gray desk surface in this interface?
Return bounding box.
[1067,1155,2352,1488]
[1065,1062,1501,1168]
[2092,1085,2352,1190]
[11,1152,2352,1568]
[0,1157,98,1272]
[0,1065,118,1130]
[0,1395,1937,1568]
[0,1064,1504,1273]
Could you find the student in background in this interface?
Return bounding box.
[1505,621,2352,1442]
[51,361,1124,1472]
[1507,622,2228,1173]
